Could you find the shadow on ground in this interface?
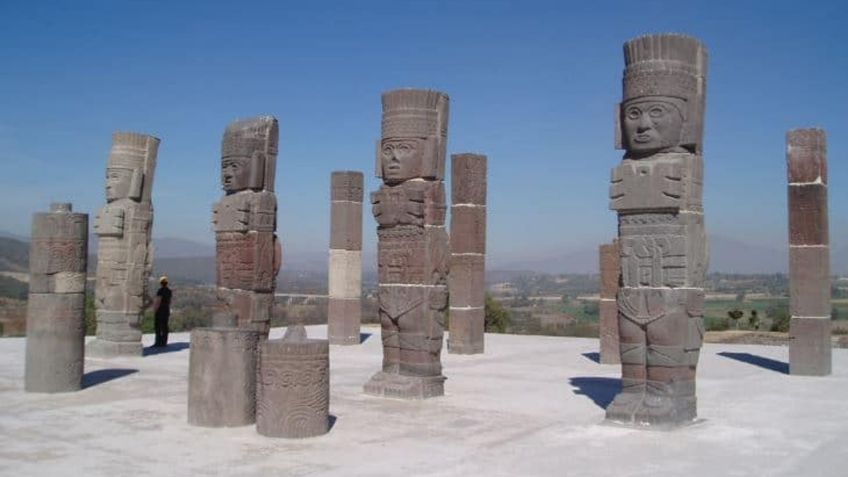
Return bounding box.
[718,352,789,374]
[360,333,372,344]
[83,369,138,388]
[328,415,338,431]
[569,377,620,410]
[143,342,190,356]
[581,352,600,364]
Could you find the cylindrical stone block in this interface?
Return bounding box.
[256,339,330,438]
[329,171,364,346]
[599,241,620,364]
[450,207,486,254]
[447,308,484,354]
[188,328,261,427]
[327,298,361,345]
[449,255,485,309]
[451,153,487,205]
[25,204,88,393]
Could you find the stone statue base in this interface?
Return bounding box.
[363,371,445,399]
[86,339,143,358]
[605,381,696,428]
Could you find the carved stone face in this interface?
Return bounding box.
[381,138,422,182]
[105,167,133,201]
[622,98,684,156]
[221,156,251,192]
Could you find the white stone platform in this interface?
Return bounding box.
[1,325,846,476]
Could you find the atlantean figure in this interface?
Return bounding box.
[786,129,831,375]
[88,133,159,357]
[213,116,281,337]
[363,88,450,399]
[25,203,88,392]
[606,34,708,427]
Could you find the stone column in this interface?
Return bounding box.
[25,203,88,393]
[256,325,330,438]
[187,327,261,427]
[213,117,282,338]
[606,34,708,427]
[599,240,620,364]
[88,132,159,357]
[448,153,487,354]
[363,88,450,399]
[787,129,831,376]
[328,171,364,345]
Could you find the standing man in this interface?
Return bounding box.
[153,276,172,347]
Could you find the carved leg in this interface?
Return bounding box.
[380,311,400,373]
[398,307,444,377]
[605,314,646,423]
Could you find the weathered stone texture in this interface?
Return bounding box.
[599,241,620,364]
[256,327,330,438]
[448,255,485,309]
[88,132,158,357]
[187,328,260,427]
[451,153,487,205]
[213,117,281,338]
[327,298,361,345]
[447,307,484,355]
[787,128,830,376]
[328,171,364,345]
[606,34,708,428]
[25,203,88,393]
[364,88,450,399]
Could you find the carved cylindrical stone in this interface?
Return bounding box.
[328,171,364,345]
[787,129,831,376]
[599,241,620,364]
[187,328,260,427]
[256,337,330,438]
[448,154,487,355]
[25,204,88,393]
[364,88,450,399]
[88,132,158,357]
[213,117,281,338]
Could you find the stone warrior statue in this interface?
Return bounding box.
[606,34,708,426]
[88,132,159,357]
[363,89,450,399]
[213,116,281,337]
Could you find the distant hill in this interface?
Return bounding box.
[151,237,215,258]
[0,237,29,272]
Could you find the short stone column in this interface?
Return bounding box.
[187,328,261,427]
[448,153,487,354]
[256,325,330,438]
[599,240,620,364]
[787,129,831,376]
[328,171,364,345]
[25,203,88,393]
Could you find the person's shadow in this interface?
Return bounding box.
[569,377,621,410]
[717,352,789,374]
[143,342,190,356]
[83,369,138,389]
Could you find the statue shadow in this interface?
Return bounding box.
[569,377,621,410]
[359,333,372,344]
[328,415,337,432]
[143,342,191,356]
[581,352,601,364]
[717,352,789,374]
[83,368,138,389]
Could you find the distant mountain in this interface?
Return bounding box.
[708,235,786,274]
[152,237,215,258]
[0,237,29,272]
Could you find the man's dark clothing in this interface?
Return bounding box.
[154,286,172,347]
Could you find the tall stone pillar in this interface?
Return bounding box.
[787,129,831,376]
[606,34,708,427]
[363,88,450,399]
[448,153,487,354]
[88,132,159,357]
[25,203,88,392]
[213,117,282,338]
[599,240,620,364]
[328,171,364,345]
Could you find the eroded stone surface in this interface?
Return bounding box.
[599,241,620,365]
[329,171,364,346]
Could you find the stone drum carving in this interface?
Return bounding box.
[448,153,487,354]
[213,116,282,338]
[787,129,831,375]
[599,240,620,364]
[187,327,261,427]
[25,203,88,392]
[606,34,708,427]
[328,171,364,345]
[363,88,450,399]
[88,132,159,357]
[256,325,330,438]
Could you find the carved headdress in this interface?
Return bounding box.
[377,89,449,180]
[107,132,160,202]
[221,116,279,192]
[616,34,708,153]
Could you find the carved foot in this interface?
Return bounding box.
[363,371,445,399]
[632,380,697,427]
[604,383,645,424]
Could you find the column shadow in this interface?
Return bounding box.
[328,414,337,432]
[581,352,601,364]
[143,342,190,356]
[717,352,789,374]
[569,377,621,410]
[359,333,372,344]
[83,368,138,389]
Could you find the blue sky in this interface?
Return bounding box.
[1,0,845,268]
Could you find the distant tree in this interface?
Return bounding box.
[485,294,510,333]
[768,304,791,332]
[727,309,744,329]
[748,309,760,330]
